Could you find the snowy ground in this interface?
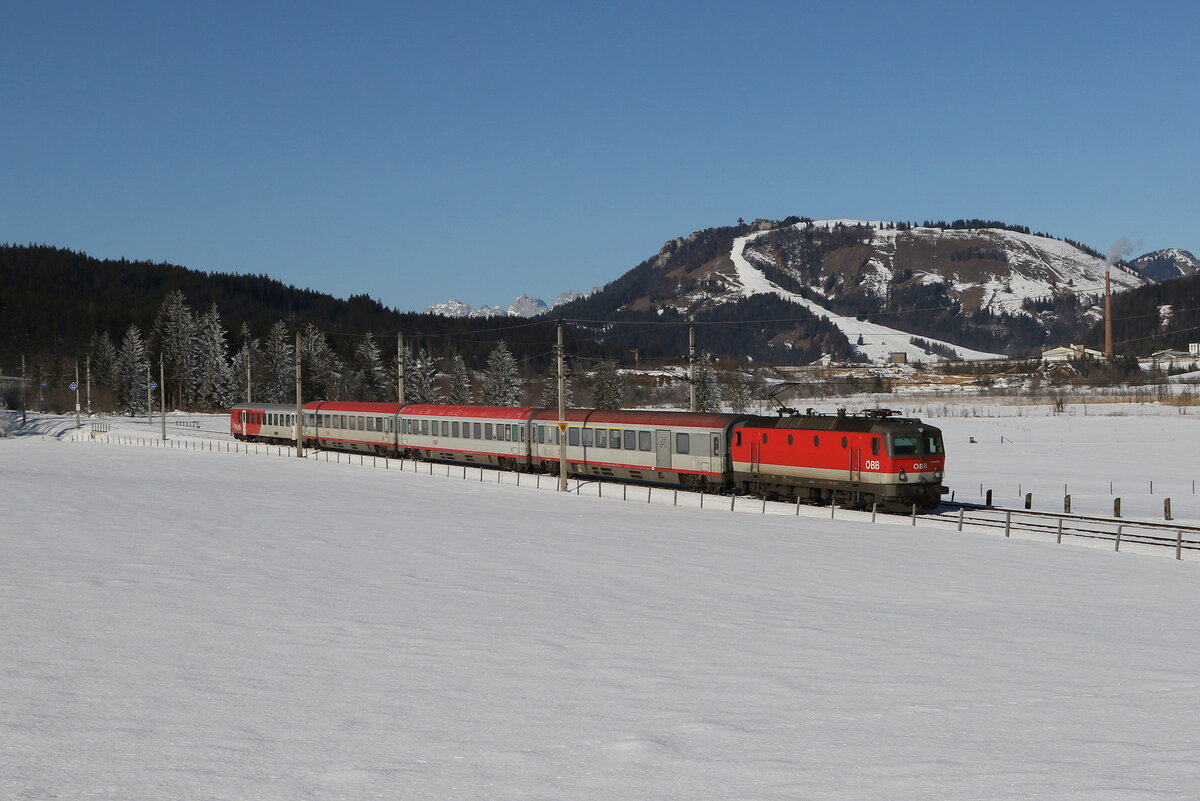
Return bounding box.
[5,404,1200,799]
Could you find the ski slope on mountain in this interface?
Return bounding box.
[5,407,1200,799]
[728,228,1004,363]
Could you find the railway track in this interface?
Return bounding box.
[933,501,1200,558]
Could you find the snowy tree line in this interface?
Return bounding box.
[9,289,766,416]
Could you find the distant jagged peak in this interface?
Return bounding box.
[1130,248,1200,281]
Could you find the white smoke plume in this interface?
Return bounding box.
[1106,238,1135,265]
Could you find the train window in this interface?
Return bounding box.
[595,429,607,447]
[675,433,690,454]
[622,430,635,450]
[813,435,820,447]
[422,420,430,436]
[891,435,918,456]
[485,423,494,440]
[841,437,848,449]
[511,424,518,441]
[713,435,721,455]
[474,422,482,438]
[871,437,880,455]
[787,434,794,445]
[569,428,580,446]
[377,417,385,432]
[452,421,460,437]
[442,421,450,437]
[639,431,652,451]
[735,431,741,446]
[925,435,943,455]
[610,429,621,449]
[537,425,544,444]
[582,428,593,447]
[554,427,560,445]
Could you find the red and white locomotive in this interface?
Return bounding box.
[230,402,946,511]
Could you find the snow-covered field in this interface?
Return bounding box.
[5,404,1200,799]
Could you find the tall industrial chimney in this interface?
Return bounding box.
[1104,271,1114,360]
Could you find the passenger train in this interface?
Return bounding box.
[230,401,947,511]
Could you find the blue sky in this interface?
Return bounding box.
[3,1,1197,312]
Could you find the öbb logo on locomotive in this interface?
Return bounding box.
[230,402,947,512]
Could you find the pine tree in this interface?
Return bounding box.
[541,357,574,409]
[88,331,118,387]
[481,341,522,406]
[301,323,343,400]
[113,325,149,415]
[728,372,752,414]
[193,304,235,409]
[448,354,473,404]
[693,351,720,413]
[590,360,623,410]
[229,323,258,403]
[405,347,443,404]
[151,290,197,408]
[354,333,388,402]
[261,321,294,403]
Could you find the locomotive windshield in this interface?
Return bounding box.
[888,433,944,457]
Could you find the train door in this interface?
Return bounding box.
[655,429,671,470]
[850,446,861,482]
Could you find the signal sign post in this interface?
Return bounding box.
[71,368,80,430]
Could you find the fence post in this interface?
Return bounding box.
[1057,518,1063,544]
[831,500,836,519]
[1177,529,1183,560]
[674,491,678,507]
[957,508,964,531]
[646,487,651,504]
[730,494,736,512]
[911,504,917,526]
[1114,498,1121,518]
[795,497,800,515]
[1064,494,1071,514]
[763,495,767,514]
[1165,498,1172,521]
[1024,492,1032,510]
[1005,511,1011,537]
[986,489,993,506]
[1115,525,1123,551]
[871,502,877,523]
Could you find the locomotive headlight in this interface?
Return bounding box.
[898,468,908,482]
[935,470,943,481]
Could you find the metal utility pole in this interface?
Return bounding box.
[688,323,696,412]
[86,356,91,414]
[1104,271,1114,361]
[246,350,252,403]
[397,332,405,405]
[74,361,81,430]
[557,320,568,492]
[295,329,304,458]
[160,356,167,441]
[146,362,152,426]
[20,355,26,422]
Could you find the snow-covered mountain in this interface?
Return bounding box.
[426,292,576,318]
[1130,248,1200,281]
[552,218,1158,361]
